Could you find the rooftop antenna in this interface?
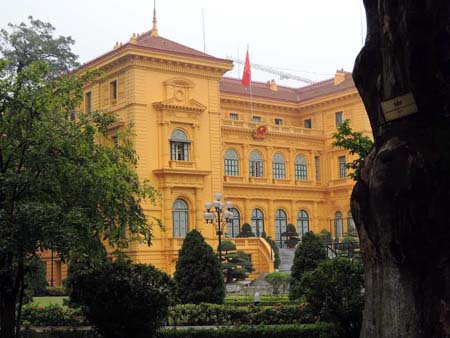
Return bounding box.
[202,8,206,52]
[151,0,159,37]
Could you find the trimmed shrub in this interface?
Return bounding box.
[265,272,291,295]
[300,258,364,338]
[262,233,280,269]
[174,230,224,304]
[20,324,340,338]
[21,304,86,327]
[167,303,312,326]
[237,223,255,237]
[290,232,327,300]
[67,257,173,338]
[220,240,253,283]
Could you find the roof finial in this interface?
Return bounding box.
[151,0,159,37]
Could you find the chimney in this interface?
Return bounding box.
[267,79,278,92]
[334,69,346,85]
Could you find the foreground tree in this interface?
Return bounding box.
[174,230,224,304]
[353,1,450,336]
[0,18,158,338]
[67,257,173,338]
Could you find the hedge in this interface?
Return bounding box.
[168,303,313,326]
[21,324,339,338]
[22,304,87,327]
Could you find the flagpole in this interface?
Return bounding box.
[248,45,254,116]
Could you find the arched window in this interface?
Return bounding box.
[297,210,309,239]
[347,211,356,234]
[334,211,343,238]
[274,209,287,248]
[226,208,240,238]
[173,199,188,237]
[170,129,190,161]
[251,208,264,237]
[224,149,239,176]
[272,153,286,179]
[295,155,308,180]
[249,151,264,177]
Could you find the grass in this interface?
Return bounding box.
[32,296,68,307]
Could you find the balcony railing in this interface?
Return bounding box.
[221,120,324,137]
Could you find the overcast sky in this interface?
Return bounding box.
[1,0,367,86]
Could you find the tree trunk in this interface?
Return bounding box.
[352,1,450,337]
[0,280,18,338]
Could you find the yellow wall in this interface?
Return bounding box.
[41,41,369,286]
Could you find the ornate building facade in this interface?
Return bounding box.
[43,19,371,285]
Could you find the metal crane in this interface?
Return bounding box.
[228,56,315,85]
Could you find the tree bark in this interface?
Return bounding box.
[352,1,450,337]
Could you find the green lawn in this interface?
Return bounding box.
[32,296,67,307]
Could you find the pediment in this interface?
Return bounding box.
[153,98,206,113]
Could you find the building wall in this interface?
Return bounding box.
[41,47,369,286]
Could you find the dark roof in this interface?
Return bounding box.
[79,30,231,70]
[220,72,356,104]
[220,78,300,102]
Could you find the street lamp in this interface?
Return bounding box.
[203,192,234,263]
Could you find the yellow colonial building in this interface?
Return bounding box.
[43,17,370,285]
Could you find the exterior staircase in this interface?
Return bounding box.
[278,248,296,273]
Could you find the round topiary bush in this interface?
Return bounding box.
[67,257,174,338]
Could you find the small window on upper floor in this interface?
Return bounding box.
[252,115,261,123]
[338,155,347,178]
[110,80,118,101]
[85,92,92,113]
[230,113,239,120]
[335,111,343,127]
[304,119,312,129]
[274,118,283,125]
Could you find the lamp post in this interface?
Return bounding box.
[203,192,234,263]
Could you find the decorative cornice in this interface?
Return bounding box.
[153,168,211,176]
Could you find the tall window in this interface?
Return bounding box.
[274,118,283,125]
[251,209,264,237]
[224,149,239,176]
[335,111,343,127]
[338,156,347,178]
[315,156,320,181]
[272,152,286,179]
[170,129,190,161]
[297,210,309,239]
[347,211,356,234]
[85,92,92,113]
[334,211,343,238]
[295,155,307,180]
[304,119,312,129]
[249,151,264,177]
[226,208,240,238]
[274,209,287,248]
[173,199,188,237]
[110,80,118,101]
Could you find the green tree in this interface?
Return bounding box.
[0,18,159,338]
[300,258,364,338]
[332,119,373,180]
[174,230,224,304]
[219,240,253,283]
[67,257,174,338]
[289,232,327,300]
